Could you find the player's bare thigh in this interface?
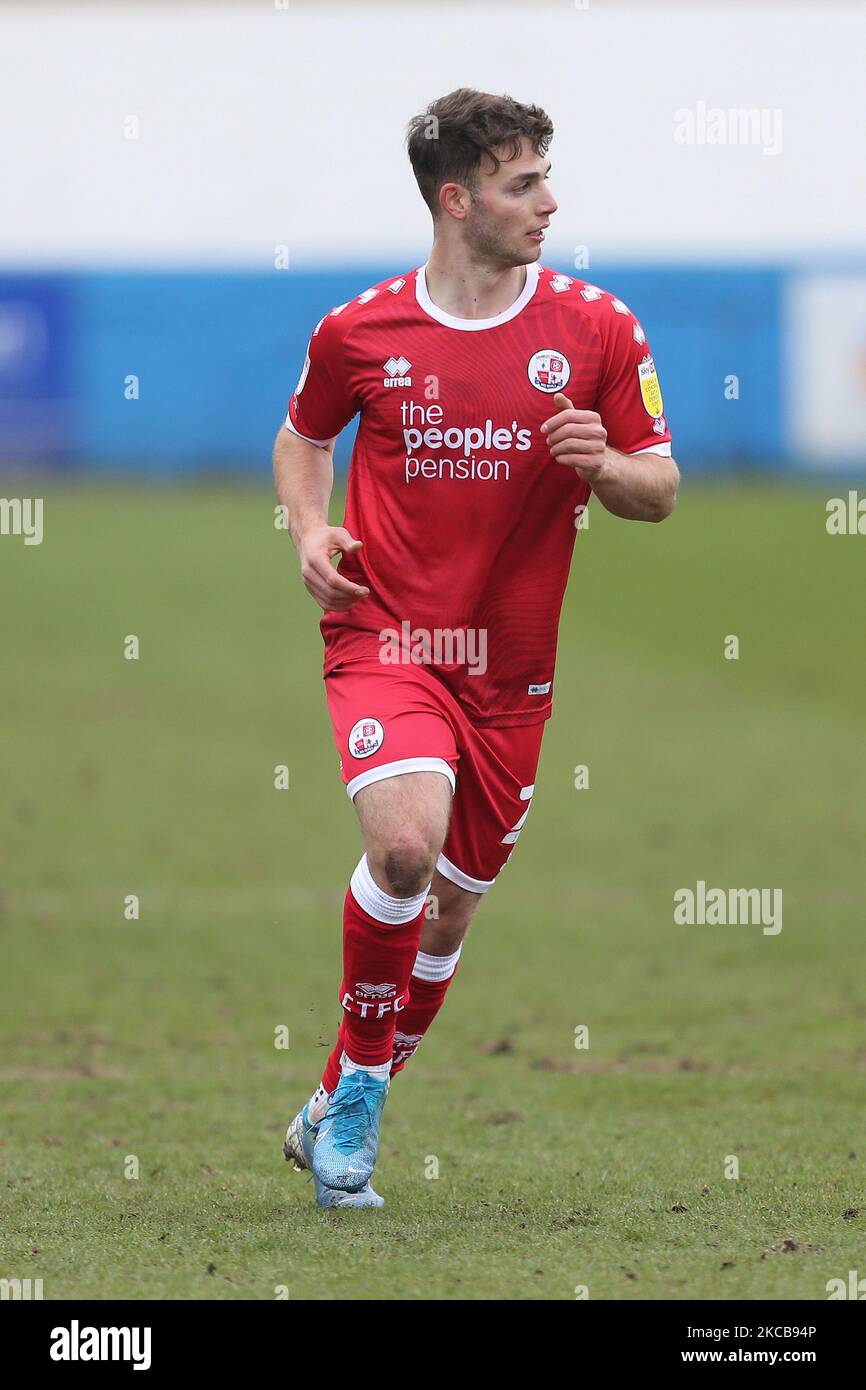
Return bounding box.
[353,771,452,898]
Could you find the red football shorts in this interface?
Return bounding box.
[324,658,546,893]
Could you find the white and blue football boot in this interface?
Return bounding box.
[311,1070,389,1193]
[284,1099,384,1210]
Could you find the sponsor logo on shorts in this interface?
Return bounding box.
[348,718,384,760]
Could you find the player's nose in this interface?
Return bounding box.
[538,188,558,217]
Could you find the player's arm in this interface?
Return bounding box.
[274,309,368,611]
[543,302,678,521]
[273,428,369,611]
[541,398,679,522]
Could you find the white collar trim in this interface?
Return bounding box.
[414,261,540,331]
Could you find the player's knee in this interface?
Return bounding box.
[371,835,437,898]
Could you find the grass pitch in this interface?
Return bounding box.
[1,479,864,1300]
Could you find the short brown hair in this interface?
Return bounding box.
[406,88,553,217]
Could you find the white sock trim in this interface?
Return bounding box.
[341,1050,391,1081]
[350,853,431,925]
[412,945,462,983]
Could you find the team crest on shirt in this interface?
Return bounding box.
[637,354,664,418]
[527,349,571,393]
[348,717,384,759]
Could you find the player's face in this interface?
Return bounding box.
[465,140,557,267]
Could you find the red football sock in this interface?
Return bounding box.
[390,946,462,1075]
[319,855,431,1083]
[320,1021,347,1096]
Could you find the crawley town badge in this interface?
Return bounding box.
[637,354,664,418]
[348,718,384,760]
[527,349,571,393]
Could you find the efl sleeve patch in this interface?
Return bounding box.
[637,355,664,418]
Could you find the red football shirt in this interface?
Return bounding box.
[286,263,673,726]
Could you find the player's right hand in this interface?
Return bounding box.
[298,525,370,611]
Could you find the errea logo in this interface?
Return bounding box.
[384,356,412,387]
[355,982,396,1000]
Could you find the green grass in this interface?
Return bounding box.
[1,479,864,1300]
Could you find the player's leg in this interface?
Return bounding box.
[387,716,548,1078]
[331,767,452,1072]
[390,869,481,1074]
[358,768,451,893]
[285,660,460,1203]
[308,768,452,1193]
[422,869,482,952]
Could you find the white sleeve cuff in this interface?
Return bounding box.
[626,441,672,457]
[284,413,334,448]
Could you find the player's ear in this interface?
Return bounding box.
[439,182,468,220]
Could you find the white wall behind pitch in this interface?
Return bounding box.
[1,1,863,266]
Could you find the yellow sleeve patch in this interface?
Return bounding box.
[638,355,664,418]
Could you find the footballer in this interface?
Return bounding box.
[273,88,679,1208]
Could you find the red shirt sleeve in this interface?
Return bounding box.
[286,305,359,444]
[594,302,673,455]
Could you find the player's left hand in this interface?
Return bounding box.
[541,393,609,482]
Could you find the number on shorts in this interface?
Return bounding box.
[501,784,535,845]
